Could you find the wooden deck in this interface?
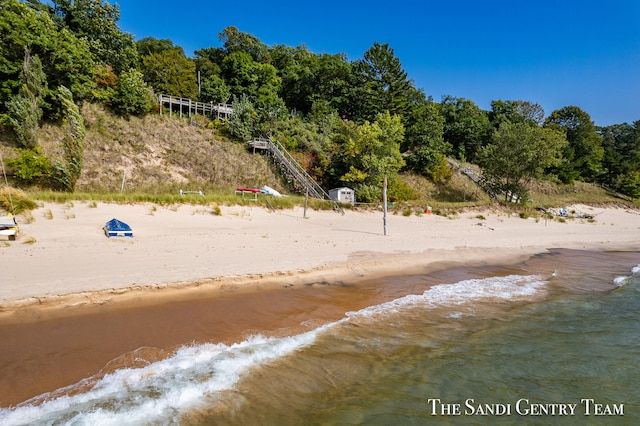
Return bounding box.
[158,94,233,119]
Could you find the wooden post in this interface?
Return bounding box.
[120,170,126,193]
[383,175,388,236]
[304,188,308,218]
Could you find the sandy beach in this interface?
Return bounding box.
[0,201,639,407]
[1,201,639,314]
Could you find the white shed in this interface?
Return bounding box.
[329,187,355,205]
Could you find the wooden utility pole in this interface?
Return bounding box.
[383,175,388,236]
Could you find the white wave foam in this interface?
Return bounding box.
[0,330,328,425]
[613,264,640,288]
[0,274,547,425]
[346,274,547,320]
[614,276,629,287]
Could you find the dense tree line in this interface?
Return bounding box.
[1,0,638,199]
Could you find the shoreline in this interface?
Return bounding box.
[0,197,638,408]
[1,246,638,408]
[0,245,540,324]
[1,201,639,318]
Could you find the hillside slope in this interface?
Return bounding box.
[37,104,285,194]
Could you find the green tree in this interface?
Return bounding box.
[599,121,640,196]
[54,85,85,191]
[137,37,185,57]
[221,51,283,123]
[0,0,94,116]
[141,49,197,98]
[228,94,257,141]
[6,49,47,149]
[193,46,226,102]
[199,74,231,104]
[91,64,117,103]
[516,101,545,126]
[348,42,412,123]
[218,26,268,62]
[193,46,225,79]
[479,122,567,202]
[544,106,603,182]
[488,100,544,128]
[276,47,352,116]
[111,69,155,117]
[441,96,492,162]
[404,101,451,182]
[617,171,640,199]
[52,0,139,74]
[330,112,405,201]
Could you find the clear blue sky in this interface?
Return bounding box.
[114,0,639,126]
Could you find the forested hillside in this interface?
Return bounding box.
[1,0,639,202]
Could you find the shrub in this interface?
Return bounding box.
[111,69,155,117]
[7,147,52,185]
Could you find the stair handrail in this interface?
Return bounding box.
[266,138,345,214]
[268,138,325,198]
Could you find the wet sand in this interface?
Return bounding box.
[2,248,639,407]
[1,202,639,407]
[0,254,501,407]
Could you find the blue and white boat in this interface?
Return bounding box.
[104,218,133,237]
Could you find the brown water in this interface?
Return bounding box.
[0,256,536,407]
[1,248,639,425]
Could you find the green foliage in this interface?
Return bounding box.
[227,94,257,141]
[219,26,268,62]
[6,94,39,148]
[141,49,198,99]
[277,48,352,116]
[328,112,405,202]
[199,74,231,104]
[52,0,139,74]
[54,85,85,191]
[598,121,640,194]
[6,49,47,149]
[388,178,417,201]
[617,171,640,199]
[111,69,155,117]
[348,42,412,123]
[489,100,545,127]
[407,148,452,182]
[3,7,636,204]
[6,146,52,184]
[0,0,95,118]
[137,37,185,57]
[221,51,284,121]
[441,96,492,162]
[479,122,567,202]
[545,106,604,182]
[404,101,452,181]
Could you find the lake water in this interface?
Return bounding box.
[1,249,638,425]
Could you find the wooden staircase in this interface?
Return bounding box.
[248,137,344,214]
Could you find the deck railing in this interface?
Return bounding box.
[158,94,233,119]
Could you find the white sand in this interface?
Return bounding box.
[1,202,639,309]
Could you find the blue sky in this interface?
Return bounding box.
[114,0,639,126]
